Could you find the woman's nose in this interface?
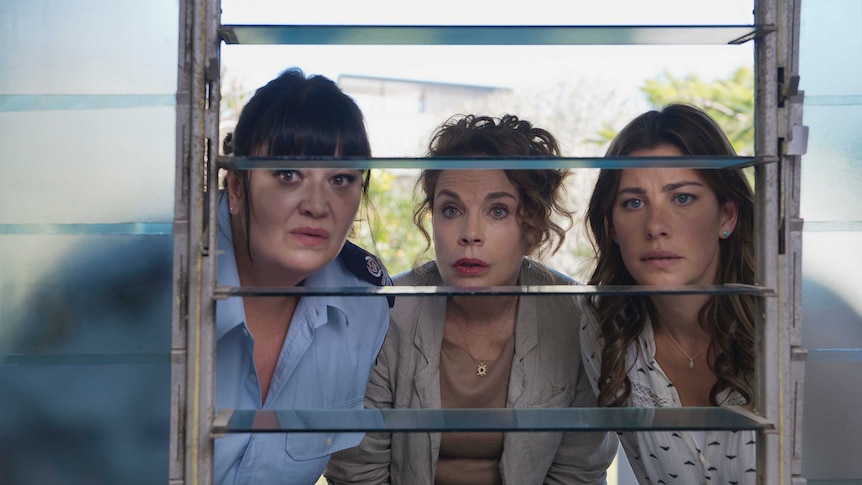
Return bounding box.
[459,214,483,245]
[298,183,330,218]
[645,206,670,239]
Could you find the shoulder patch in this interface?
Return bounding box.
[339,241,394,307]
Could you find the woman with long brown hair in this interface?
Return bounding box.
[580,104,757,484]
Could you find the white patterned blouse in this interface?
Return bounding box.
[579,306,756,485]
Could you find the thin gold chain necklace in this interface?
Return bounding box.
[656,319,711,370]
[449,297,518,377]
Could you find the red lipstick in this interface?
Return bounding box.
[453,258,488,276]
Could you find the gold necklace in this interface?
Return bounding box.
[449,297,518,377]
[657,320,711,370]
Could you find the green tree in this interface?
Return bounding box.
[352,169,427,276]
[591,67,755,155]
[640,67,755,155]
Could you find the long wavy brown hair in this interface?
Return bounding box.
[585,104,756,407]
[412,114,573,260]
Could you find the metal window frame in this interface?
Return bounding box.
[170,0,804,483]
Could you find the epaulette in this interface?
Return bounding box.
[338,241,394,307]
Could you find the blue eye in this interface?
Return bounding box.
[441,206,460,218]
[673,194,695,205]
[489,205,509,219]
[623,199,643,209]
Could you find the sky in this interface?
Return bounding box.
[219,0,756,95]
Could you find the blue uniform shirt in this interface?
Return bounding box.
[214,196,391,485]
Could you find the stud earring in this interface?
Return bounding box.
[229,206,238,214]
[722,230,730,238]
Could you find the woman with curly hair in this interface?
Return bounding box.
[580,104,757,484]
[326,114,617,485]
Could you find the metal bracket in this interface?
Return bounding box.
[785,124,809,156]
[779,71,808,156]
[211,408,233,437]
[782,74,801,99]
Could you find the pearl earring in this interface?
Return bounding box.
[230,206,238,214]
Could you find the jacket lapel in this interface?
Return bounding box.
[508,263,539,408]
[508,295,538,408]
[412,295,445,409]
[411,293,446,475]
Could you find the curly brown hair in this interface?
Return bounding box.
[585,104,756,408]
[412,114,573,262]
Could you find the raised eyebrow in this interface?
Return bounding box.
[435,190,518,203]
[616,187,646,198]
[485,191,518,202]
[435,189,463,202]
[663,181,705,192]
[616,181,705,197]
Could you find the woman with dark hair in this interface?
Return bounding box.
[216,68,391,485]
[580,104,757,484]
[326,115,617,485]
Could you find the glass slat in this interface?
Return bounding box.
[0,108,176,225]
[220,25,771,46]
[0,362,170,485]
[0,94,176,112]
[213,407,769,434]
[214,284,774,299]
[806,349,862,362]
[217,155,772,170]
[0,234,173,355]
[803,221,862,232]
[0,223,173,236]
[0,353,169,366]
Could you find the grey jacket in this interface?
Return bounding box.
[326,260,617,485]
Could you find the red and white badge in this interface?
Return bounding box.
[365,256,383,278]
